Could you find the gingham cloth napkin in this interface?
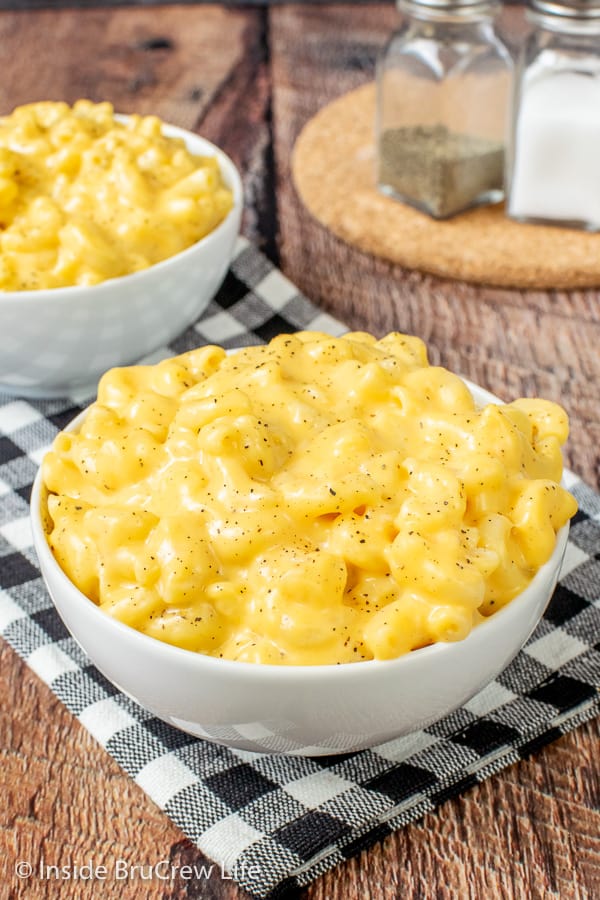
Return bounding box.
[1,237,599,899]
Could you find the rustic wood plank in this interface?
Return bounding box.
[197,10,277,257]
[302,717,600,900]
[0,639,250,899]
[270,5,600,898]
[0,5,248,126]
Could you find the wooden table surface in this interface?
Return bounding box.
[1,4,598,899]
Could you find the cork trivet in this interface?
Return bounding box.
[292,83,600,289]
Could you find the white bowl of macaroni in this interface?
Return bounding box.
[31,331,576,755]
[0,100,243,397]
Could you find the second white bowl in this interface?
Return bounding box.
[0,122,243,398]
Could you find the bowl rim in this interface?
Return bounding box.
[0,117,243,303]
[30,374,571,680]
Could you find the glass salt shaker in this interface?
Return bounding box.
[508,0,600,230]
[376,0,513,219]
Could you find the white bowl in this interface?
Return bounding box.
[30,383,569,756]
[0,123,243,398]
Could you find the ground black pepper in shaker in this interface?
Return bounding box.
[376,0,513,219]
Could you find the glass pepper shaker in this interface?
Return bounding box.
[508,0,600,230]
[376,0,513,219]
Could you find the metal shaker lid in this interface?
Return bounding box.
[398,0,496,6]
[397,0,499,15]
[531,0,600,17]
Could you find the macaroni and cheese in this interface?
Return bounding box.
[0,100,233,290]
[42,331,577,665]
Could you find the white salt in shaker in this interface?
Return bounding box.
[508,0,600,229]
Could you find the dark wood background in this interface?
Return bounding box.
[0,5,598,899]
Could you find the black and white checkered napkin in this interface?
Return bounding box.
[1,237,599,899]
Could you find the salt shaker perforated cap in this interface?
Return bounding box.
[531,0,600,17]
[397,0,498,11]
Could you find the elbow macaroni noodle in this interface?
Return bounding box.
[0,100,233,290]
[42,331,577,665]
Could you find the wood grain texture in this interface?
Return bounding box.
[1,4,599,900]
[0,5,250,125]
[0,640,247,900]
[303,720,600,900]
